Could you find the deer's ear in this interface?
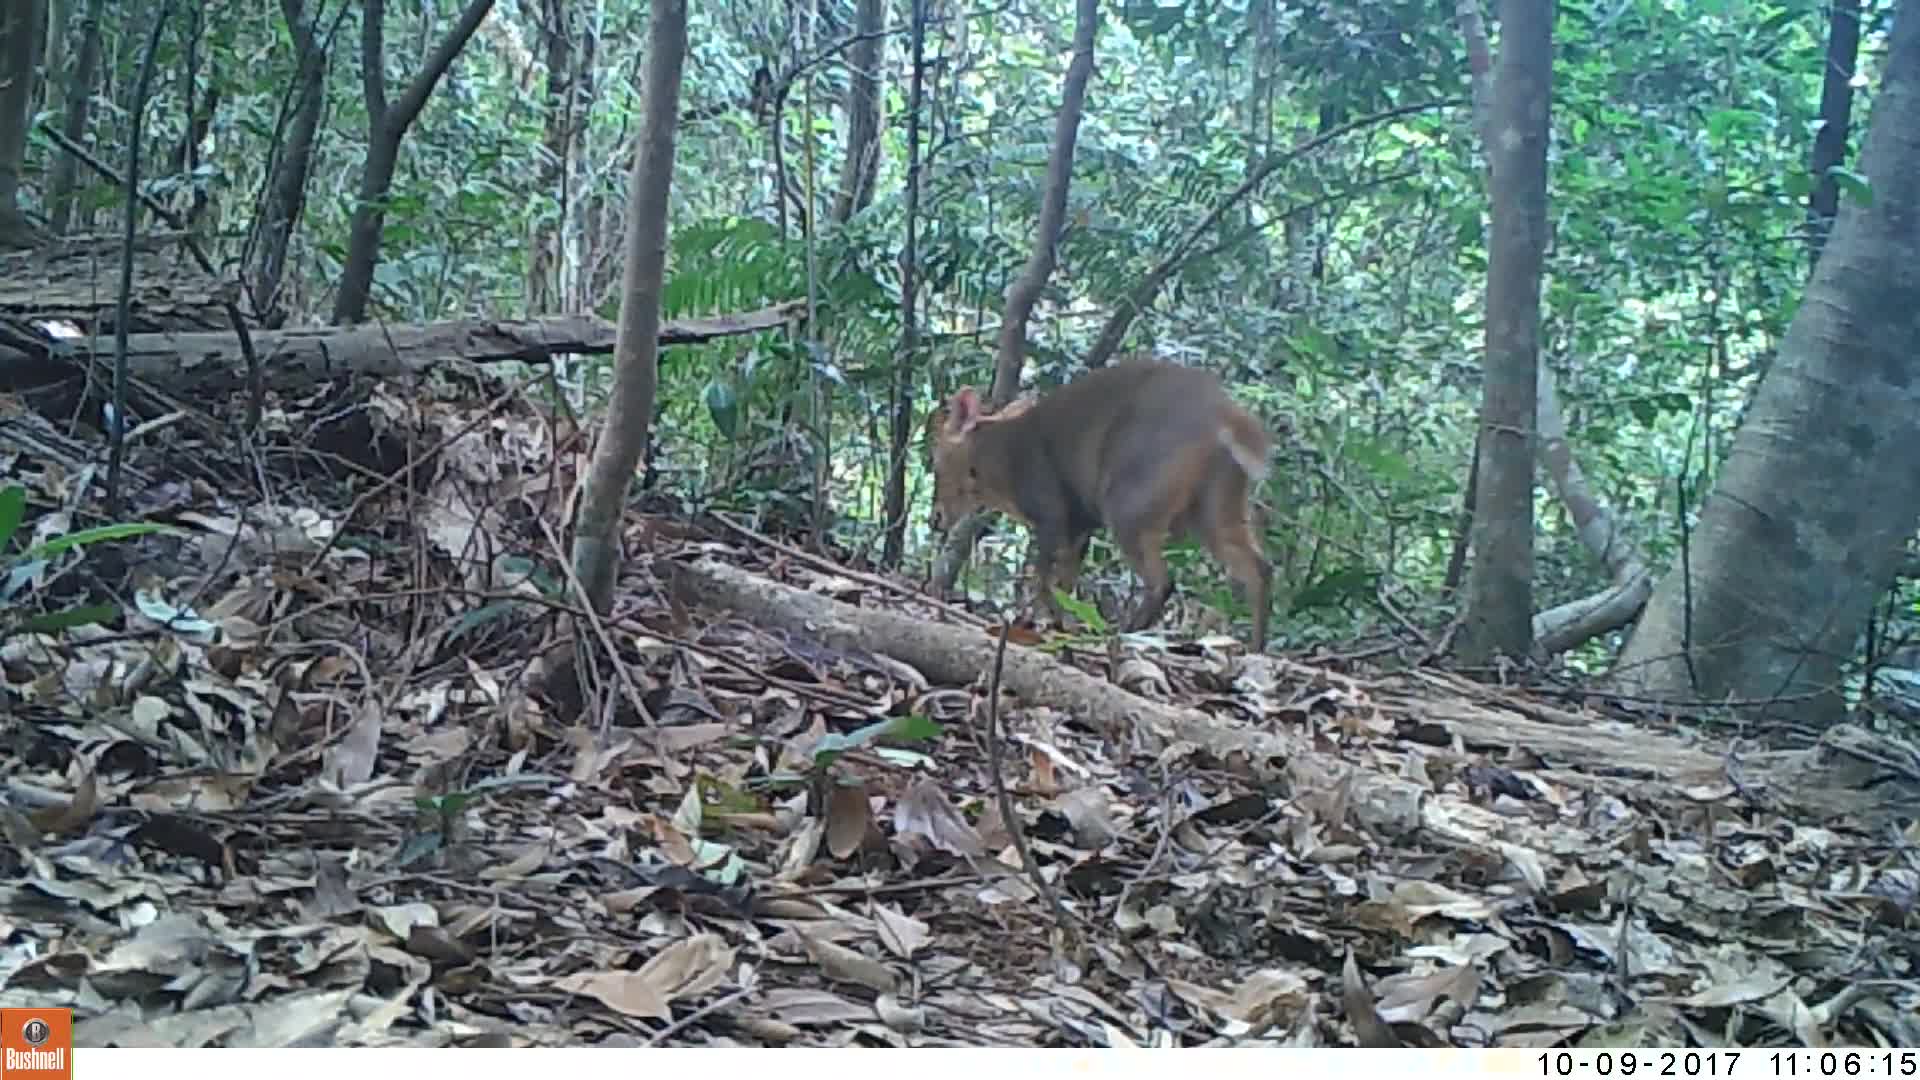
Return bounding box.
[946,387,982,435]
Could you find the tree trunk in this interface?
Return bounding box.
[829,0,883,226]
[984,0,1096,408]
[569,0,688,613]
[0,0,45,248]
[1443,429,1480,595]
[1458,0,1554,666]
[39,0,66,120]
[1611,0,1920,725]
[170,5,218,233]
[44,0,99,235]
[881,0,927,570]
[1454,0,1653,659]
[331,0,496,325]
[934,0,1098,594]
[1806,0,1861,272]
[527,0,595,315]
[250,0,329,325]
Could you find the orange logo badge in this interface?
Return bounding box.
[0,1009,71,1080]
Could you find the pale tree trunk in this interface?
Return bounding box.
[1806,0,1862,273]
[1455,0,1651,659]
[0,0,46,249]
[570,0,687,612]
[557,17,597,314]
[1612,0,1920,725]
[43,0,98,235]
[934,0,1098,593]
[527,0,596,316]
[250,0,330,325]
[1244,0,1276,296]
[1527,366,1651,653]
[331,0,496,325]
[881,0,926,570]
[1457,0,1553,665]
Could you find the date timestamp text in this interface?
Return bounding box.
[1537,1053,1920,1077]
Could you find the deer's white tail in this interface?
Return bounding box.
[1218,413,1273,485]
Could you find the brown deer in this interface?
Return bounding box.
[927,358,1276,651]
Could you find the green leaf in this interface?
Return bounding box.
[17,521,175,563]
[444,600,522,644]
[0,485,24,548]
[1781,171,1814,199]
[696,774,762,815]
[1053,588,1107,632]
[1704,108,1761,142]
[705,379,740,438]
[17,603,119,633]
[880,713,943,742]
[812,713,943,767]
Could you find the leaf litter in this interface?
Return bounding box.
[2,383,1919,1048]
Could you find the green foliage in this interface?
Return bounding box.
[36,0,1888,651]
[810,713,943,771]
[0,485,173,639]
[1052,589,1107,635]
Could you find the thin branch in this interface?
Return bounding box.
[388,0,495,135]
[107,0,174,516]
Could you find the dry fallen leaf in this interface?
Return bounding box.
[825,780,872,859]
[891,778,984,857]
[1340,948,1401,1048]
[797,929,898,995]
[635,932,735,1005]
[324,701,384,787]
[553,969,671,1021]
[871,903,930,960]
[31,767,97,836]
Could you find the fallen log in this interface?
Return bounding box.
[5,302,804,396]
[666,556,1439,840]
[665,556,1915,843]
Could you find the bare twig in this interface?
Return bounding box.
[535,514,659,733]
[981,616,1079,943]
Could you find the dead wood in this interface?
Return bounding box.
[0,401,154,486]
[670,556,1446,843]
[708,509,990,628]
[1331,667,1920,832]
[1375,667,1723,778]
[669,557,1920,845]
[0,234,234,333]
[1762,722,1920,826]
[2,302,803,396]
[671,556,1218,741]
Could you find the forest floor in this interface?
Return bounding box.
[2,380,1917,1049]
